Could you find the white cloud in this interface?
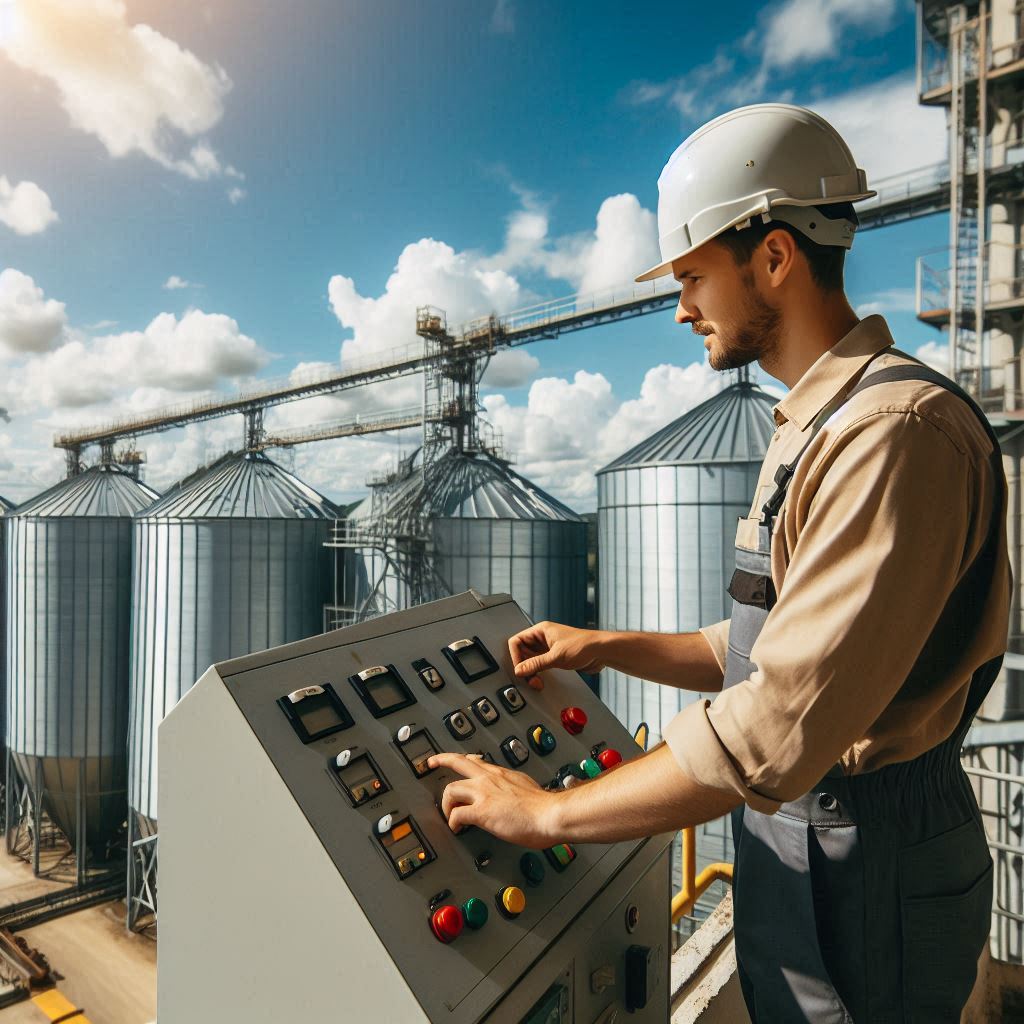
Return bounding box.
[11,309,270,409]
[0,268,66,354]
[761,0,899,72]
[329,237,525,366]
[1,0,240,182]
[912,339,949,374]
[0,176,58,235]
[855,286,918,317]
[490,0,514,34]
[163,275,191,290]
[481,349,540,389]
[482,360,722,505]
[811,74,947,182]
[227,186,246,204]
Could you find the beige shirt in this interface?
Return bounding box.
[663,314,1010,814]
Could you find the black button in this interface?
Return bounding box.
[818,793,839,813]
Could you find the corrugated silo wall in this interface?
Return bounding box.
[129,517,331,825]
[433,518,588,627]
[596,459,761,940]
[6,515,133,851]
[0,515,6,772]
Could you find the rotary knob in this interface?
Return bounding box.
[497,885,527,918]
[597,748,623,770]
[430,904,464,943]
[561,706,588,735]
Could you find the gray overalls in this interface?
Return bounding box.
[725,361,1005,1023]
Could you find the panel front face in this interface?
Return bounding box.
[219,594,665,1023]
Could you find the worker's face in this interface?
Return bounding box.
[672,241,781,372]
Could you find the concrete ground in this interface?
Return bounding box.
[0,848,156,1024]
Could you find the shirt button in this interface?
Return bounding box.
[818,794,839,813]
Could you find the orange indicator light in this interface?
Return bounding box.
[391,822,412,842]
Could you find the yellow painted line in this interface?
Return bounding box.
[31,988,92,1023]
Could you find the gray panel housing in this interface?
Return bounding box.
[158,591,672,1022]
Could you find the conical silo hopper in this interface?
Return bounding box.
[5,466,159,877]
[127,451,337,928]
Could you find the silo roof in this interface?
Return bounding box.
[12,465,159,518]
[368,448,584,522]
[140,451,339,520]
[598,382,777,473]
[0,494,13,514]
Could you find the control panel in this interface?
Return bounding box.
[158,591,672,1023]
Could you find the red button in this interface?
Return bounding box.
[560,706,588,735]
[596,748,622,770]
[430,905,464,943]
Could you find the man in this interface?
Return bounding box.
[428,104,1009,1022]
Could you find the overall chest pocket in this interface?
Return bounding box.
[727,568,775,610]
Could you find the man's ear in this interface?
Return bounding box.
[759,229,797,288]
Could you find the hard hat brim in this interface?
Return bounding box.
[635,258,676,284]
[634,190,879,283]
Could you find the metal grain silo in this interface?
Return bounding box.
[4,466,159,880]
[597,378,776,935]
[0,494,13,786]
[597,380,776,738]
[348,447,587,626]
[430,450,587,626]
[127,451,337,928]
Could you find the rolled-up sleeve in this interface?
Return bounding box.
[698,618,730,674]
[663,409,989,809]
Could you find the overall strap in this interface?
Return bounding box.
[759,355,1002,526]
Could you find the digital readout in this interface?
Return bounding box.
[278,684,354,744]
[378,817,435,878]
[335,753,388,807]
[397,729,440,778]
[348,665,416,719]
[443,637,499,683]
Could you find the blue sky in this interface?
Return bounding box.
[0,0,950,507]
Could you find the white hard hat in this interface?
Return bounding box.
[636,103,876,282]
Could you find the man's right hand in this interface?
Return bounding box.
[507,621,606,690]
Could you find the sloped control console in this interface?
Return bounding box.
[158,590,672,1023]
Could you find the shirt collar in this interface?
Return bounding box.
[772,314,895,430]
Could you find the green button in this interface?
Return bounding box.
[580,757,601,778]
[553,844,573,866]
[462,897,489,930]
[520,852,546,886]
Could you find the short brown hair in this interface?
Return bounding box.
[713,202,857,292]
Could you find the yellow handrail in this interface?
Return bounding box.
[670,826,734,924]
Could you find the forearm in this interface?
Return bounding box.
[595,629,724,692]
[545,743,740,844]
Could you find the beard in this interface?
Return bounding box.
[696,272,782,372]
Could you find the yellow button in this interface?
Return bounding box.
[501,885,526,915]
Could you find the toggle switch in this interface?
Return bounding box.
[498,685,526,713]
[528,724,557,756]
[335,749,352,769]
[501,736,530,767]
[376,813,393,835]
[560,706,588,735]
[397,724,412,743]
